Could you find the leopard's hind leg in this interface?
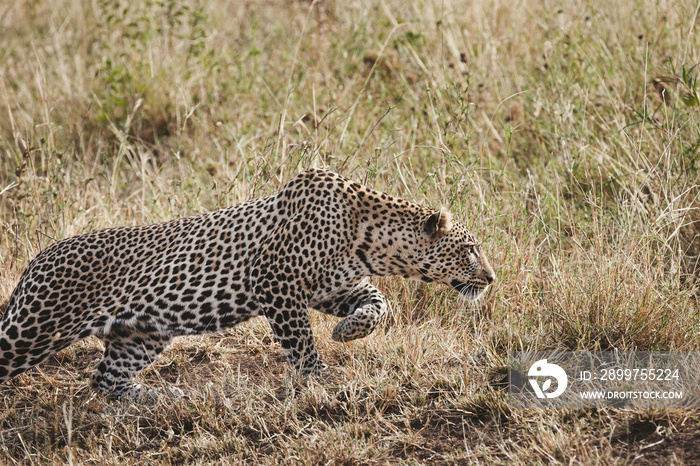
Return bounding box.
[92,326,172,398]
[0,299,105,385]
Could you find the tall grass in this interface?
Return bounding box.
[1,0,699,463]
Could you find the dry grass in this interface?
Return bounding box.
[1,0,700,463]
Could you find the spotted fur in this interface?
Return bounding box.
[0,168,495,397]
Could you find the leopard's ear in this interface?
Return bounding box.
[424,208,453,239]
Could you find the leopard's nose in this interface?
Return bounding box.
[485,272,495,284]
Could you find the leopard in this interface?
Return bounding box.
[0,168,495,398]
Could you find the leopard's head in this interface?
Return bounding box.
[415,209,496,300]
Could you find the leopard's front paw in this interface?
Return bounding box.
[298,360,329,376]
[99,382,185,402]
[332,315,372,342]
[300,361,345,382]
